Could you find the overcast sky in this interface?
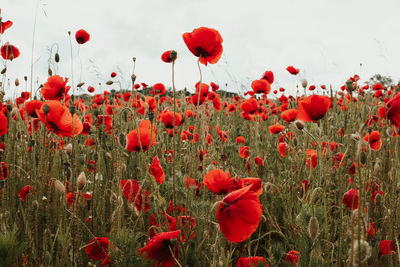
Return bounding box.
[2,0,400,99]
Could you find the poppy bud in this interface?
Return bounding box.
[105,80,113,85]
[69,106,76,115]
[77,172,86,190]
[351,133,361,141]
[302,79,308,89]
[131,74,136,83]
[294,120,305,130]
[43,104,50,115]
[132,57,136,62]
[105,152,112,160]
[77,82,85,88]
[55,53,60,63]
[48,68,52,76]
[374,192,382,206]
[360,151,367,165]
[308,216,319,241]
[64,143,73,154]
[386,127,394,137]
[53,179,65,194]
[1,67,6,74]
[15,78,19,86]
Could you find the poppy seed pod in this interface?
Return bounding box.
[346,80,354,93]
[77,172,86,190]
[170,50,177,61]
[294,120,305,130]
[43,104,50,115]
[302,79,308,89]
[69,106,76,115]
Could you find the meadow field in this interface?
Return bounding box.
[2,7,400,267]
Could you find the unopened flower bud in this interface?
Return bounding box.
[64,143,73,154]
[48,68,53,76]
[105,80,113,85]
[77,82,85,88]
[131,74,136,83]
[351,133,361,141]
[1,67,6,74]
[308,216,319,240]
[294,120,305,130]
[15,78,20,87]
[53,179,66,194]
[105,152,112,160]
[301,79,308,89]
[55,53,60,63]
[77,172,87,190]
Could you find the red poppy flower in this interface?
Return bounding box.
[237,177,263,196]
[0,112,7,136]
[216,185,263,243]
[386,93,400,127]
[36,101,83,137]
[161,50,177,63]
[24,100,43,118]
[182,27,223,65]
[285,250,300,266]
[120,179,150,212]
[1,42,20,60]
[236,136,245,144]
[363,131,382,151]
[126,120,157,152]
[151,83,166,95]
[254,157,263,167]
[380,240,396,255]
[281,109,298,123]
[240,98,258,114]
[239,146,250,158]
[286,66,299,75]
[297,95,331,122]
[21,91,30,99]
[149,156,165,184]
[306,149,317,168]
[278,142,290,157]
[85,237,110,266]
[138,230,181,267]
[269,124,285,134]
[237,257,269,267]
[0,162,8,180]
[19,185,35,201]
[41,75,70,101]
[203,169,235,195]
[210,82,219,91]
[261,70,274,84]
[75,29,90,44]
[251,79,271,94]
[342,188,358,210]
[0,9,13,34]
[160,111,183,128]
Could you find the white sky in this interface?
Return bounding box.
[2,0,400,99]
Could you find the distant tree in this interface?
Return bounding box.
[368,74,393,87]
